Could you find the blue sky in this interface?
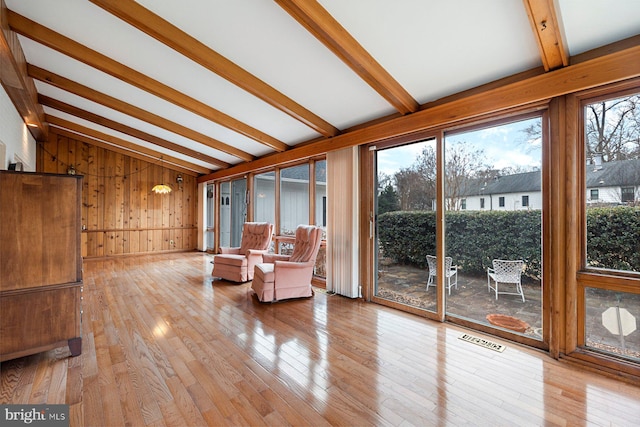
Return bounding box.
[377,117,542,178]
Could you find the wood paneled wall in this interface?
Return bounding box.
[37,129,198,257]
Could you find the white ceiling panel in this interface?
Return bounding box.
[557,0,640,56]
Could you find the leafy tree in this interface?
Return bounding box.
[377,183,399,214]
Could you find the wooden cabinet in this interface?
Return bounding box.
[0,171,83,361]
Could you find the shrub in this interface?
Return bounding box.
[586,206,640,272]
[378,210,542,277]
[378,207,640,277]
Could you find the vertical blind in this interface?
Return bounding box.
[327,147,360,298]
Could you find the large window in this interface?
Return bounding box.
[254,171,275,224]
[584,92,640,274]
[280,164,310,237]
[581,90,640,363]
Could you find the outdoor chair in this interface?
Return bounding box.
[252,225,322,302]
[487,259,525,302]
[426,255,458,295]
[212,222,274,282]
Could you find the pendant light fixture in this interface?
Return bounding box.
[152,156,172,194]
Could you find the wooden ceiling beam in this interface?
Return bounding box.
[8,11,287,152]
[89,0,339,138]
[522,0,569,71]
[29,65,252,163]
[0,0,47,140]
[46,115,210,175]
[38,94,229,169]
[276,0,419,115]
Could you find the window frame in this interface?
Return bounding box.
[621,186,635,203]
[567,80,640,378]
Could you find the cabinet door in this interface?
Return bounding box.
[0,286,81,358]
[0,173,81,291]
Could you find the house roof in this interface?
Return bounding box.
[460,158,640,197]
[587,158,640,189]
[2,1,640,175]
[458,171,541,197]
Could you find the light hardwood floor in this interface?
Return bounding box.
[1,252,639,426]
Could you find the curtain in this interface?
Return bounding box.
[326,147,360,298]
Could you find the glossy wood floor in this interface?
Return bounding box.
[2,253,639,426]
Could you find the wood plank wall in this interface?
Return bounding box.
[37,129,198,258]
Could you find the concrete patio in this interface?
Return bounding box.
[376,263,543,338]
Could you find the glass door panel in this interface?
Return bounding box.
[205,183,215,251]
[230,178,247,247]
[374,139,438,313]
[219,181,231,248]
[444,117,543,340]
[280,164,310,237]
[254,172,276,224]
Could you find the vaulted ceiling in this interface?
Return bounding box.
[2,0,639,177]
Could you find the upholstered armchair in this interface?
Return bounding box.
[252,225,322,302]
[212,222,274,282]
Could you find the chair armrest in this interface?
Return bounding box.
[263,254,291,263]
[219,247,241,255]
[273,260,315,287]
[246,248,269,256]
[245,249,269,264]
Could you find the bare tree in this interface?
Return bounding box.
[444,142,489,211]
[394,168,430,210]
[586,94,639,162]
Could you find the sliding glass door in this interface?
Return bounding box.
[444,117,544,341]
[374,138,438,314]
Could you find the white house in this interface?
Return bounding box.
[458,158,640,211]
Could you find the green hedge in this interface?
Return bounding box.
[378,207,640,277]
[586,206,640,272]
[377,210,542,277]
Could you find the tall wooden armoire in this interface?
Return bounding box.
[0,171,83,361]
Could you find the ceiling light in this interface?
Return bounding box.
[152,157,172,194]
[152,183,172,194]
